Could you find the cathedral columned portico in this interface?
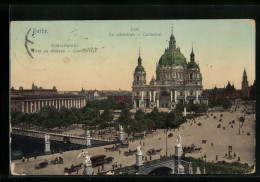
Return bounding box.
[132,28,207,109]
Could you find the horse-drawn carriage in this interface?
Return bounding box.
[91,155,106,167]
[183,146,195,153]
[168,133,173,138]
[146,148,162,155]
[104,145,119,152]
[120,142,129,148]
[133,134,144,140]
[104,157,114,164]
[64,163,83,174]
[51,157,63,165]
[183,145,202,153]
[124,149,137,156]
[35,161,48,170]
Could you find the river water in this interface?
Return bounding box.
[11,134,85,160]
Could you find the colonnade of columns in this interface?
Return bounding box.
[133,89,200,109]
[22,98,86,113]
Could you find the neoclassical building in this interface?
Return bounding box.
[132,30,207,109]
[11,83,86,113]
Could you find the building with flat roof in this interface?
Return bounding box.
[11,83,86,113]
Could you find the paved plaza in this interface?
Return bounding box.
[11,101,255,175]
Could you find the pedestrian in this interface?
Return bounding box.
[77,168,79,174]
[119,163,122,168]
[216,155,218,161]
[211,142,213,147]
[119,150,121,155]
[112,164,115,170]
[150,155,152,161]
[115,162,118,168]
[145,156,147,161]
[102,164,104,171]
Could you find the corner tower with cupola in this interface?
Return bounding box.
[132,48,147,108]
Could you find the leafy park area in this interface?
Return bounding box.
[191,158,254,174]
[208,99,233,110]
[11,98,233,136]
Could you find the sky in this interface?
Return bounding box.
[10,20,255,91]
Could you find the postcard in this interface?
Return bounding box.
[10,20,256,175]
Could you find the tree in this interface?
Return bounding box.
[135,109,146,121]
[222,99,232,110]
[175,103,185,114]
[194,103,208,114]
[129,120,145,135]
[145,119,156,131]
[116,108,132,126]
[147,107,165,128]
[100,109,114,131]
[166,111,185,129]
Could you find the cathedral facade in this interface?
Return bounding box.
[132,31,207,109]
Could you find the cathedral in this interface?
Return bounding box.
[132,29,208,109]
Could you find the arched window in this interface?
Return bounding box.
[190,73,193,79]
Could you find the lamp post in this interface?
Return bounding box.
[166,128,168,157]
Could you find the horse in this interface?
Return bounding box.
[156,149,162,154]
[104,147,111,152]
[59,157,63,164]
[35,164,40,170]
[195,147,202,153]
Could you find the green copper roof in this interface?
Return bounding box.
[135,65,145,72]
[187,61,199,69]
[159,51,187,66]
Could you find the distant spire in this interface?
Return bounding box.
[190,42,195,62]
[138,47,142,66]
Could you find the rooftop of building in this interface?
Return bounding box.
[158,51,187,67]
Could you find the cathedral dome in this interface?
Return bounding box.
[187,61,199,69]
[135,65,145,72]
[158,51,187,67]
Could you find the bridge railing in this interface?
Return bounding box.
[12,127,116,142]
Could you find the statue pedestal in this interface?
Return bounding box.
[84,163,93,175]
[136,154,143,166]
[45,142,51,154]
[119,131,124,142]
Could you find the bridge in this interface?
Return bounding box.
[11,127,118,146]
[102,155,193,175]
